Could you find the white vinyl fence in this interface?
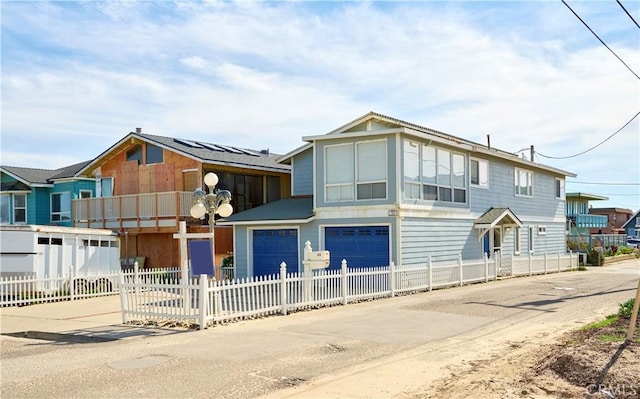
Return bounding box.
[0,264,180,307]
[120,252,578,330]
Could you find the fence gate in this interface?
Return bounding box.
[496,253,513,277]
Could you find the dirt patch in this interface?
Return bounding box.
[419,317,640,399]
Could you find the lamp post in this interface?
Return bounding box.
[190,172,233,279]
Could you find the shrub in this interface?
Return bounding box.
[619,246,633,255]
[618,299,638,318]
[587,249,603,266]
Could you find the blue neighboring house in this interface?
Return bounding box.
[622,209,640,239]
[0,161,94,227]
[221,112,576,278]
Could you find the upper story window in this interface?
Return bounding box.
[325,139,387,202]
[515,168,533,197]
[146,143,163,164]
[403,139,466,203]
[126,144,143,164]
[470,158,489,188]
[13,194,26,223]
[51,192,71,222]
[555,178,565,200]
[0,194,9,223]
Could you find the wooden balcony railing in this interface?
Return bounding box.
[72,191,194,231]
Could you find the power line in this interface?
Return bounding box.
[561,0,640,80]
[536,110,640,159]
[617,0,640,30]
[567,181,640,186]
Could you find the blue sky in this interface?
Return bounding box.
[1,1,639,210]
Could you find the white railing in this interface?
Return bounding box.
[0,265,181,307]
[119,252,578,330]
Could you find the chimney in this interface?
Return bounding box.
[260,149,270,156]
[135,127,142,133]
[486,134,491,150]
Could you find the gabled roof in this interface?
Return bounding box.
[218,197,314,225]
[78,131,291,176]
[622,210,640,229]
[279,111,576,178]
[1,161,91,187]
[474,207,523,229]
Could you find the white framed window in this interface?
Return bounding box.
[538,225,547,235]
[325,143,354,202]
[356,140,387,200]
[470,158,489,188]
[514,228,521,255]
[13,194,26,223]
[51,192,71,222]
[555,178,565,199]
[515,168,533,197]
[528,226,535,253]
[0,194,9,223]
[403,141,421,199]
[80,190,92,199]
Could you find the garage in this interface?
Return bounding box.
[324,226,390,269]
[252,229,299,277]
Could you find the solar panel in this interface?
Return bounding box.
[174,138,204,148]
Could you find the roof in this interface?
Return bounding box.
[474,207,523,229]
[622,210,640,229]
[79,131,291,176]
[589,207,634,214]
[565,192,609,201]
[1,161,91,186]
[279,111,576,178]
[218,197,314,225]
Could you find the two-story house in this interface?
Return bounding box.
[221,112,575,278]
[622,210,639,240]
[588,207,634,235]
[1,161,93,226]
[72,129,291,270]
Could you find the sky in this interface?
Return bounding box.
[1,0,639,211]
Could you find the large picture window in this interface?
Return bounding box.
[325,143,354,202]
[1,194,10,223]
[146,143,164,164]
[51,192,71,222]
[515,168,533,197]
[356,140,387,200]
[403,140,466,203]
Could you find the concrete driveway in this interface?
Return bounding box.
[2,259,638,398]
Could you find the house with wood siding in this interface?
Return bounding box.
[221,112,576,278]
[72,129,291,270]
[1,161,93,226]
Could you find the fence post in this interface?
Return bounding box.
[198,274,207,330]
[458,254,463,287]
[557,251,561,273]
[119,270,128,324]
[428,255,433,292]
[341,259,348,305]
[484,253,489,282]
[134,261,140,295]
[544,251,548,274]
[389,261,396,297]
[70,265,76,300]
[528,251,532,276]
[280,262,287,316]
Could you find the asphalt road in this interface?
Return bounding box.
[1,260,638,399]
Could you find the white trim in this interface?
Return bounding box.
[514,167,534,198]
[514,228,521,255]
[217,217,315,227]
[182,168,199,173]
[470,157,489,189]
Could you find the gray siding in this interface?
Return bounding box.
[401,217,480,264]
[292,148,313,196]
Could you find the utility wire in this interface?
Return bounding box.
[562,0,640,80]
[617,0,640,30]
[536,110,640,159]
[567,181,640,186]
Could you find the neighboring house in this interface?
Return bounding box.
[565,192,608,236]
[622,209,640,238]
[588,207,634,235]
[1,161,93,226]
[221,112,575,278]
[72,128,291,270]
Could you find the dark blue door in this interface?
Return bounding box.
[252,229,298,277]
[324,226,389,269]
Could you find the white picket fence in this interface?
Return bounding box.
[120,252,578,330]
[0,265,180,307]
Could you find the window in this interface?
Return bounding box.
[126,144,143,164]
[13,194,26,223]
[514,228,521,255]
[402,140,467,203]
[538,225,547,235]
[555,178,565,199]
[51,192,71,222]
[80,190,92,199]
[0,194,10,223]
[217,172,265,212]
[528,226,535,253]
[356,140,387,200]
[515,168,533,197]
[325,144,354,202]
[146,143,163,164]
[470,158,488,188]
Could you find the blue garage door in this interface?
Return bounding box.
[325,226,389,269]
[253,229,298,277]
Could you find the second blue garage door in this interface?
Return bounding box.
[252,229,298,277]
[325,226,390,269]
